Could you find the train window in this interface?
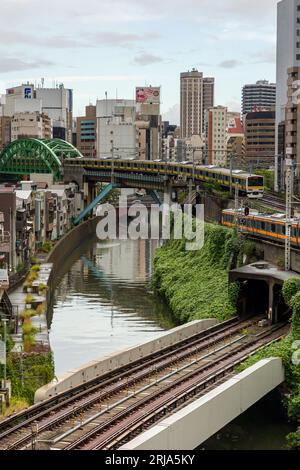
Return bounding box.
[248,176,264,187]
[271,224,276,232]
[261,222,265,231]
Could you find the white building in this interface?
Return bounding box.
[276,0,300,189]
[2,84,42,117]
[205,106,228,166]
[96,99,137,159]
[36,85,73,143]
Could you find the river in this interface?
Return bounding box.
[48,236,176,378]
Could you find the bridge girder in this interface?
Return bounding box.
[0,138,83,180]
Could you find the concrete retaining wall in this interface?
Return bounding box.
[34,318,217,403]
[121,357,284,450]
[46,217,100,279]
[256,240,300,274]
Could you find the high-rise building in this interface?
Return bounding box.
[276,0,300,189]
[205,106,227,166]
[242,81,276,115]
[285,67,300,170]
[76,105,97,157]
[245,111,275,167]
[96,99,136,159]
[36,84,73,143]
[180,69,214,139]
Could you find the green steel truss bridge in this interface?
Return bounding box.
[0,138,83,181]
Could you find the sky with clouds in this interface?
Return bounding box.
[0,0,279,123]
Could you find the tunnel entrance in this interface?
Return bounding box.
[230,262,297,324]
[237,279,269,318]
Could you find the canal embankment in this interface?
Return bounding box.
[1,217,101,412]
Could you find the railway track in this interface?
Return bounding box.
[61,322,288,451]
[0,317,240,444]
[0,316,287,451]
[260,194,286,212]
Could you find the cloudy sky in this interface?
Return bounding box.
[0,0,279,123]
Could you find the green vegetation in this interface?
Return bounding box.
[255,169,275,192]
[38,283,48,293]
[20,309,36,320]
[0,329,54,405]
[31,264,41,272]
[36,303,46,316]
[41,241,52,253]
[16,262,25,273]
[203,182,231,200]
[238,277,300,449]
[25,294,35,304]
[151,223,255,323]
[3,352,54,405]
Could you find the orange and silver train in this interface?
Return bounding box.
[222,209,300,247]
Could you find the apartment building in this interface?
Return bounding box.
[205,106,228,166]
[180,69,214,139]
[242,81,276,115]
[245,111,276,166]
[76,105,97,157]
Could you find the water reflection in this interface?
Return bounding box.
[48,237,175,377]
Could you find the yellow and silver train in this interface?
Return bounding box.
[65,158,265,199]
[222,208,300,247]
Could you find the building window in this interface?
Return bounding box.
[297,54,300,60]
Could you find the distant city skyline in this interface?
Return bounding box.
[0,0,278,123]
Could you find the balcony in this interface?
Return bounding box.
[286,135,297,144]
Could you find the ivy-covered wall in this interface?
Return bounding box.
[151,223,257,323]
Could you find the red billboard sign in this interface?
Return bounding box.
[136,87,160,104]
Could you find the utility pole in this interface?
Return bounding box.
[285,159,294,271]
[234,181,239,229]
[1,319,8,391]
[110,136,114,184]
[229,154,234,196]
[20,345,24,388]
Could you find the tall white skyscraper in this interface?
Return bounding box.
[275,0,300,190]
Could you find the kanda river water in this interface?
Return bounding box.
[48,236,175,377]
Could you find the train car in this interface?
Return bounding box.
[222,208,300,248]
[64,158,265,199]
